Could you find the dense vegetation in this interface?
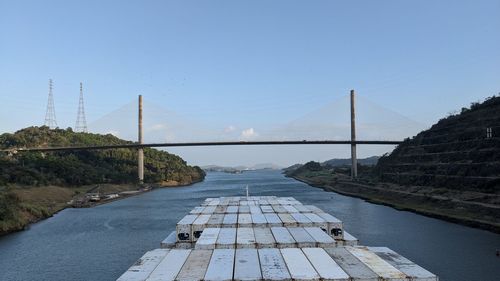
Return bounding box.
[375,95,500,192]
[0,126,205,234]
[0,126,205,186]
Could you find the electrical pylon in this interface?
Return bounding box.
[75,82,88,132]
[44,79,58,129]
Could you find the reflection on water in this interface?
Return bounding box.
[0,170,498,281]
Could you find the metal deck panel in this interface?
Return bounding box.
[258,248,291,281]
[146,249,191,281]
[222,214,238,227]
[117,249,170,281]
[234,249,262,281]
[302,248,349,281]
[237,227,257,248]
[195,228,221,250]
[280,248,320,281]
[175,249,212,281]
[216,228,237,249]
[368,247,437,281]
[324,247,378,281]
[204,249,235,281]
[346,246,407,281]
[254,227,276,248]
[270,227,296,248]
[287,227,316,248]
[303,227,336,248]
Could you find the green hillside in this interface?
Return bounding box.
[0,126,205,186]
[0,126,205,235]
[376,95,500,192]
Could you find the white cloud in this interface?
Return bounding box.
[240,128,258,140]
[148,124,166,131]
[224,125,236,133]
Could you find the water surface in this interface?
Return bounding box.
[0,170,498,281]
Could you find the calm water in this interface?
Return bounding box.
[0,170,498,281]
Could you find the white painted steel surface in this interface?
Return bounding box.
[234,249,262,281]
[195,228,220,250]
[204,249,235,281]
[303,205,324,213]
[272,205,287,213]
[237,227,256,248]
[303,227,336,247]
[222,214,238,227]
[226,206,238,213]
[258,248,291,281]
[317,213,343,238]
[282,205,299,213]
[238,213,253,227]
[146,249,191,281]
[189,206,205,214]
[260,205,275,213]
[342,231,358,246]
[239,206,250,213]
[369,247,438,281]
[175,249,212,281]
[117,249,170,281]
[160,231,176,248]
[192,214,211,241]
[207,214,225,228]
[280,248,320,281]
[264,213,282,227]
[202,206,217,214]
[216,228,237,249]
[324,247,378,281]
[176,214,198,242]
[287,227,316,247]
[302,248,349,281]
[277,213,297,227]
[302,213,328,232]
[253,227,276,248]
[346,246,407,281]
[290,213,313,227]
[251,213,267,227]
[270,227,296,248]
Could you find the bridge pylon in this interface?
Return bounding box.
[350,89,357,179]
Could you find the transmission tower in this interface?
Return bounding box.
[75,82,88,132]
[44,79,58,129]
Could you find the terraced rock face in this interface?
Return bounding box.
[376,95,500,193]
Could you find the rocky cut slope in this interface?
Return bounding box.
[375,95,500,193]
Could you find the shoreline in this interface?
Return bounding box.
[0,178,205,237]
[290,175,500,234]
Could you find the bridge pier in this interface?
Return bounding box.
[350,90,357,179]
[138,95,144,184]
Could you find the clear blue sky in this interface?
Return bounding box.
[1,0,499,166]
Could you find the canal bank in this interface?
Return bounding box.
[289,174,500,234]
[0,170,498,281]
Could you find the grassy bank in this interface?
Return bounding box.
[288,170,500,233]
[0,180,204,236]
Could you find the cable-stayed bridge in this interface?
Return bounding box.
[3,90,426,182]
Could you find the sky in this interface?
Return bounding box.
[1,0,499,166]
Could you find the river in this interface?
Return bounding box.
[0,170,498,281]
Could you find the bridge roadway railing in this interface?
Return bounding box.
[1,140,402,153]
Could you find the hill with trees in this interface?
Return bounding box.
[0,126,205,235]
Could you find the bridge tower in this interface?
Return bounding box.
[44,79,58,129]
[350,89,358,179]
[75,82,88,132]
[138,95,144,184]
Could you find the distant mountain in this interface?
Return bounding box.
[202,163,282,172]
[283,156,380,172]
[323,156,380,167]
